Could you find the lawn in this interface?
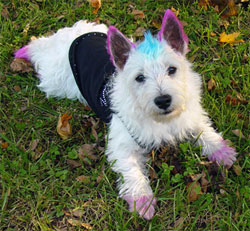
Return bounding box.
[0,0,249,230]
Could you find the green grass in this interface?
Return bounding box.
[0,0,249,230]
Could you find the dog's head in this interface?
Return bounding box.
[107,9,200,122]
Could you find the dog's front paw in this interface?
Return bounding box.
[123,195,156,220]
[208,141,237,167]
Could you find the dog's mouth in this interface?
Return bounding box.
[159,109,173,115]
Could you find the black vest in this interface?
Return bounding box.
[69,32,115,123]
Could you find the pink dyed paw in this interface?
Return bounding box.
[208,141,237,167]
[123,195,156,220]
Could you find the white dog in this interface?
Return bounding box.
[15,9,237,219]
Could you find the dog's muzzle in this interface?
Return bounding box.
[154,94,172,111]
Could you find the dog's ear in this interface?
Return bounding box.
[158,9,189,55]
[107,26,135,70]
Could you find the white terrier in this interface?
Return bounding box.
[15,9,237,220]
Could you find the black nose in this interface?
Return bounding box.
[154,94,172,110]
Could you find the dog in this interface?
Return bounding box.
[15,9,237,220]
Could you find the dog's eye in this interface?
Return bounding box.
[167,66,177,75]
[135,74,145,83]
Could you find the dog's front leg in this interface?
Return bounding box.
[106,118,156,220]
[195,116,237,167]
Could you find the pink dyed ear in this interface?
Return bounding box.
[107,26,135,70]
[158,9,189,54]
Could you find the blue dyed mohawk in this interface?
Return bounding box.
[137,32,163,59]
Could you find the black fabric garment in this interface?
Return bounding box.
[69,32,115,123]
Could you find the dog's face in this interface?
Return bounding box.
[108,10,194,122]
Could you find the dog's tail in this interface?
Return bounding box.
[14,45,30,61]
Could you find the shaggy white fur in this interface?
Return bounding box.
[15,9,237,220]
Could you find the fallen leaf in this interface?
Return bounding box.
[57,113,72,140]
[174,216,185,229]
[198,0,210,10]
[96,175,103,183]
[23,23,30,36]
[67,218,92,229]
[78,144,98,161]
[13,85,21,92]
[207,78,216,91]
[152,19,161,29]
[199,0,238,17]
[1,6,9,19]
[131,9,145,19]
[233,165,242,176]
[134,27,146,37]
[221,0,238,18]
[225,94,248,105]
[210,32,217,37]
[220,188,226,196]
[76,175,90,184]
[149,167,157,179]
[201,173,209,193]
[1,142,9,149]
[88,0,101,14]
[10,58,33,73]
[219,32,244,45]
[91,127,98,141]
[30,139,39,151]
[72,208,84,218]
[170,7,180,17]
[232,129,245,139]
[67,159,82,169]
[187,181,202,202]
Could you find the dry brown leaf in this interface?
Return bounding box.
[30,139,39,151]
[152,19,161,29]
[96,175,103,183]
[170,7,180,17]
[67,218,92,229]
[57,113,72,140]
[207,78,216,91]
[13,85,21,92]
[221,0,238,18]
[67,159,82,169]
[199,0,238,17]
[232,129,245,139]
[201,173,209,193]
[187,181,202,202]
[1,142,9,149]
[78,144,98,161]
[76,175,90,184]
[198,0,210,10]
[23,23,30,36]
[78,144,96,165]
[210,32,217,37]
[149,167,157,179]
[72,208,84,218]
[233,165,242,176]
[225,94,248,105]
[88,0,101,14]
[1,6,9,19]
[134,27,146,37]
[10,58,33,73]
[219,32,244,45]
[131,9,145,19]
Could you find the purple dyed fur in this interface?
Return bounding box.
[208,140,237,167]
[107,26,135,66]
[14,45,30,61]
[123,195,156,220]
[158,9,189,44]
